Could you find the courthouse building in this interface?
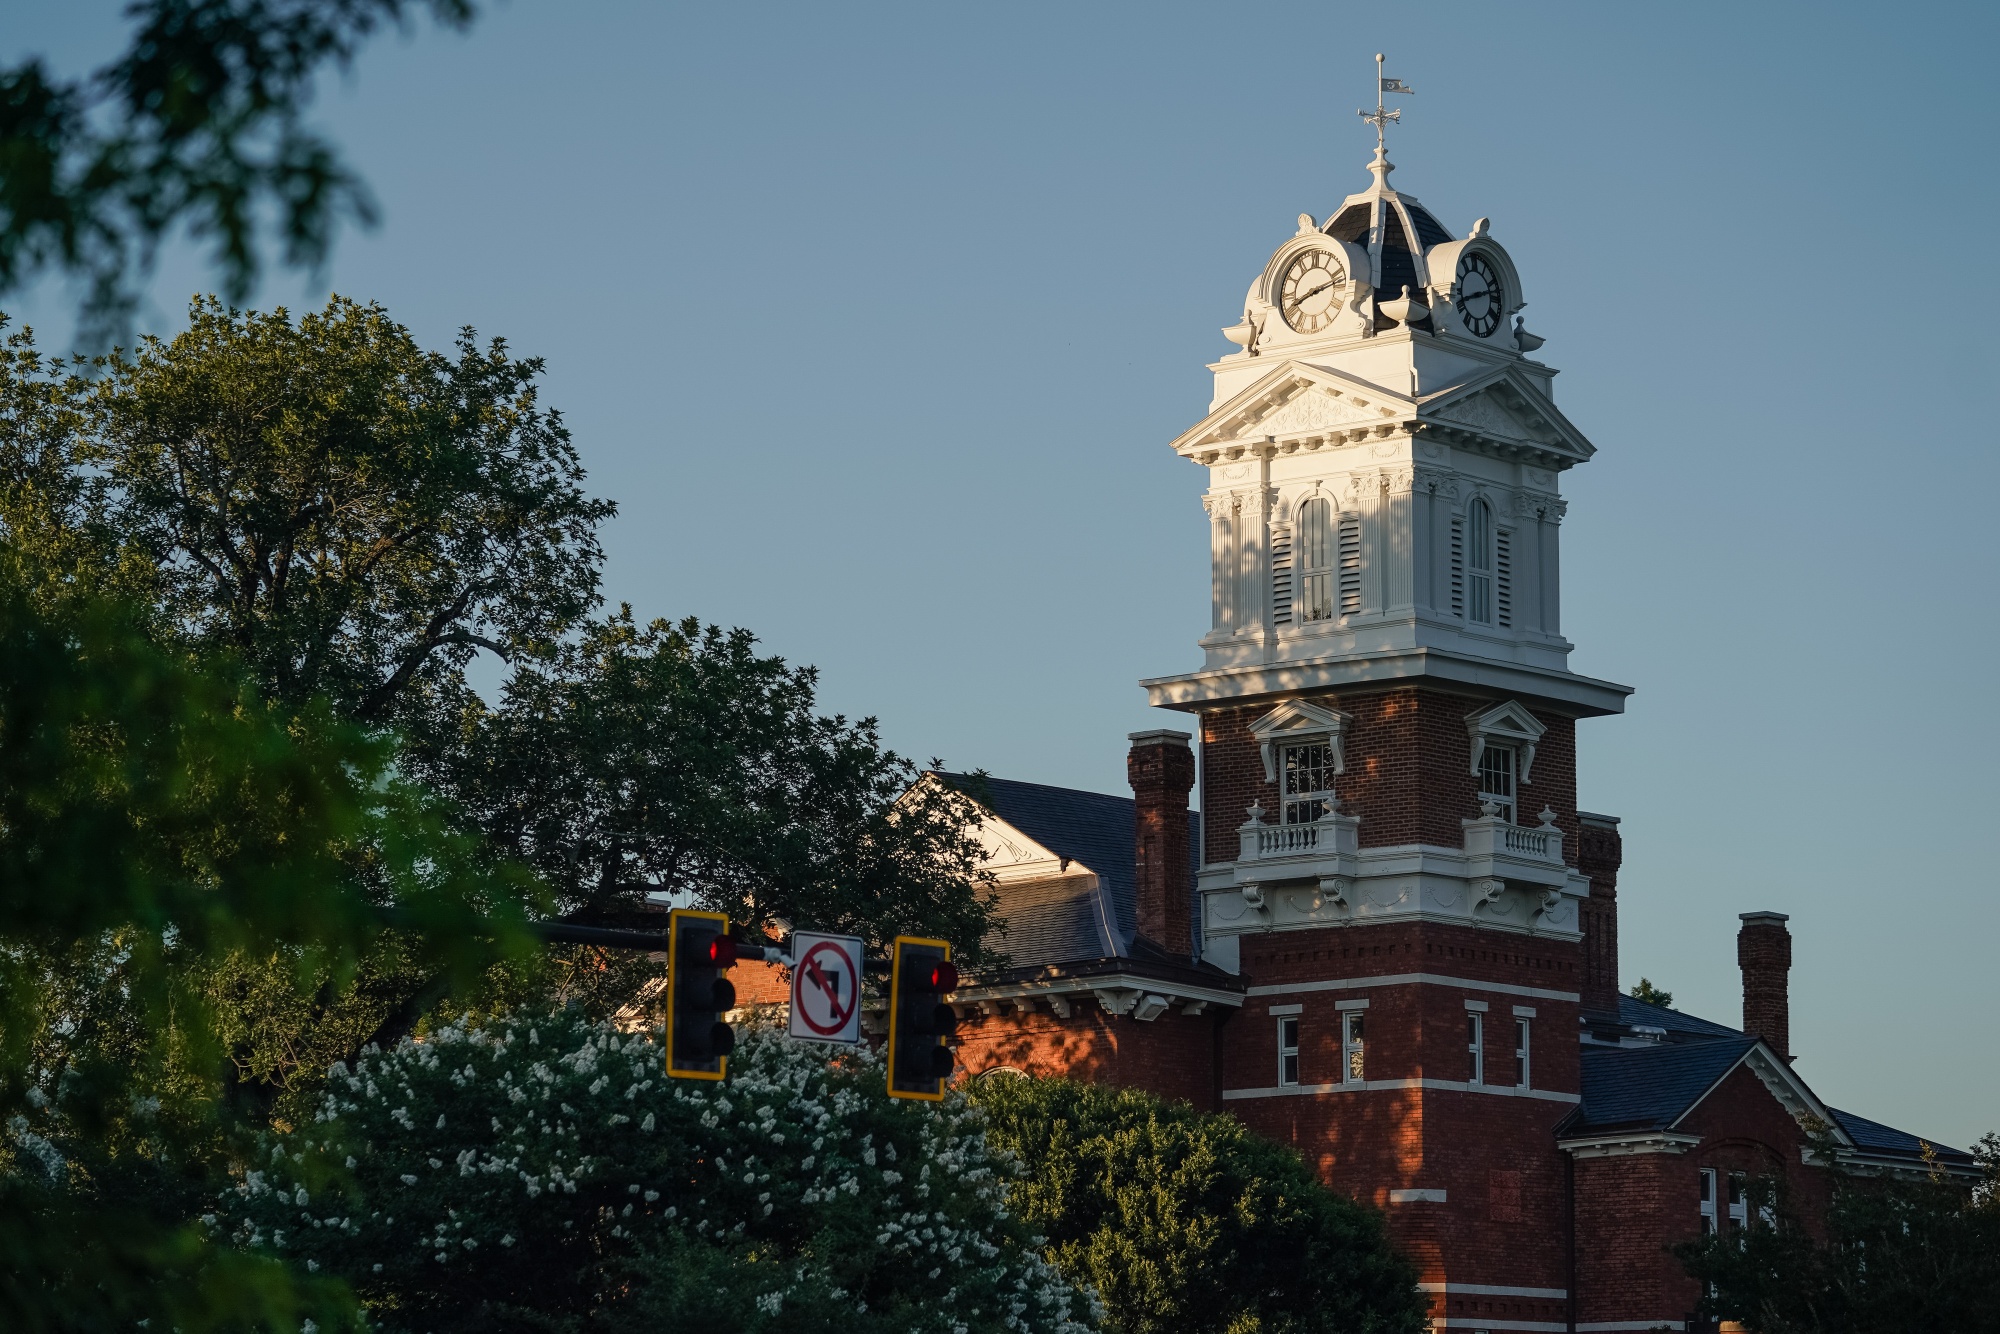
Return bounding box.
[909,139,1974,1333]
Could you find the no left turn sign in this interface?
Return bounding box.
[788,931,864,1045]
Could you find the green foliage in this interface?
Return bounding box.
[0,0,478,340]
[0,565,541,1328]
[970,1076,1427,1334]
[217,1011,1098,1334]
[1676,1129,2000,1333]
[1627,978,1673,1008]
[0,297,613,726]
[420,609,1000,959]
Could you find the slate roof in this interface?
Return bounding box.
[1617,994,1745,1040]
[1829,1107,1974,1167]
[1577,1000,1972,1164]
[1574,1038,1758,1134]
[934,772,1202,973]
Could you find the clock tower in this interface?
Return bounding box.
[1141,129,1632,1308]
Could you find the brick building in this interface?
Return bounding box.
[907,140,1973,1332]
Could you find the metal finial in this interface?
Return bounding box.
[1357,52,1414,155]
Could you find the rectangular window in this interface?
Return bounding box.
[1297,500,1334,623]
[1277,1017,1301,1088]
[1699,1168,1719,1235]
[1513,1017,1530,1088]
[1467,1012,1484,1085]
[1728,1173,1749,1233]
[1478,744,1517,824]
[1281,741,1335,825]
[1343,1012,1366,1084]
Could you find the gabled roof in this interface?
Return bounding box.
[1574,1037,1760,1134]
[933,772,1199,972]
[1577,1005,1974,1167]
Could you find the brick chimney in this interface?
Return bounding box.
[1576,813,1623,1019]
[1737,912,1793,1061]
[1129,730,1196,958]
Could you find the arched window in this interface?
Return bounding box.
[1466,498,1494,624]
[1297,497,1333,622]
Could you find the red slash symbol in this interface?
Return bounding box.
[797,940,857,1036]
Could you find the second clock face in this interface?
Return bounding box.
[1279,249,1346,334]
[1455,253,1504,337]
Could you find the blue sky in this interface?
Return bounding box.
[10,1,1997,1149]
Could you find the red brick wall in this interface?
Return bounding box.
[952,997,1223,1112]
[1577,815,1623,1018]
[1571,1059,1831,1329]
[1200,688,1581,864]
[1130,735,1197,957]
[1573,1149,1689,1328]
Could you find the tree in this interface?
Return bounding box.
[1676,1128,2000,1333]
[0,0,478,340]
[1628,978,1673,1008]
[216,1011,1099,1334]
[420,609,999,959]
[0,560,539,1330]
[970,1076,1428,1334]
[0,297,613,728]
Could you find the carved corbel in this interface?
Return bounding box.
[1046,994,1072,1019]
[1471,878,1507,912]
[1093,988,1141,1017]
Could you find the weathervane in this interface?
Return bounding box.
[1357,53,1414,153]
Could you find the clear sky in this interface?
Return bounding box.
[10,1,1997,1150]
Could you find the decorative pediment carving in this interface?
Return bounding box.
[1428,388,1544,442]
[1251,386,1377,438]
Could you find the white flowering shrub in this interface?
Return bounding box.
[214,1010,1099,1334]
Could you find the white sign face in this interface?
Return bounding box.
[788,932,865,1045]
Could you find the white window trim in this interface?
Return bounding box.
[1468,1011,1485,1086]
[1249,699,1353,784]
[1465,699,1547,783]
[1699,1167,1719,1235]
[1277,1016,1301,1088]
[1342,1011,1366,1085]
[1513,1016,1532,1089]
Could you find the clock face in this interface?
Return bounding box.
[1279,249,1346,334]
[1454,253,1504,337]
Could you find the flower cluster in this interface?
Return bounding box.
[213,1010,1098,1334]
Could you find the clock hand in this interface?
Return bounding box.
[1290,280,1339,304]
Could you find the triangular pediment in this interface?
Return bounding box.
[1417,368,1595,462]
[1671,1041,1854,1150]
[1173,363,1409,456]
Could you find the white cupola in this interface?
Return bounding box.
[1142,146,1631,720]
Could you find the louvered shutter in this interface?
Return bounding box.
[1271,528,1293,626]
[1449,516,1465,617]
[1496,529,1513,628]
[1338,513,1362,615]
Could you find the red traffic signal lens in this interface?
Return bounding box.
[924,961,959,992]
[705,936,737,967]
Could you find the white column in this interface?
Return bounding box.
[1206,494,1233,634]
[1539,498,1565,635]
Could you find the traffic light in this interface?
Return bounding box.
[887,936,957,1100]
[666,909,737,1080]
